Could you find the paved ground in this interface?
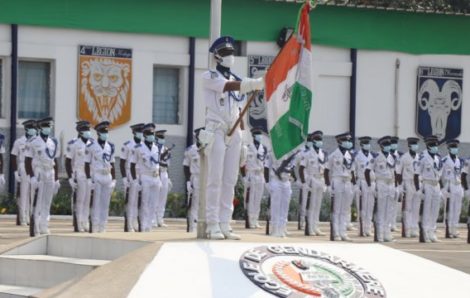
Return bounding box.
[1,215,469,275]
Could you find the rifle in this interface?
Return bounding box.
[401,191,407,238]
[186,184,193,232]
[137,189,142,232]
[124,185,130,232]
[244,185,251,229]
[445,197,451,239]
[467,201,470,244]
[359,187,364,237]
[304,190,311,236]
[88,187,94,233]
[373,197,378,242]
[16,181,21,226]
[72,180,79,232]
[265,195,271,235]
[329,191,335,241]
[418,193,425,243]
[29,188,39,237]
[297,189,303,230]
[159,144,176,165]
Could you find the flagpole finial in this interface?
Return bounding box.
[308,0,317,10]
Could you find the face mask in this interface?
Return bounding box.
[27,128,37,137]
[314,140,323,148]
[99,133,108,141]
[341,141,353,150]
[382,145,391,153]
[81,130,91,139]
[429,146,438,154]
[254,134,262,143]
[361,144,371,151]
[145,135,155,143]
[390,144,398,150]
[220,55,235,68]
[157,138,166,145]
[410,144,419,152]
[135,132,143,140]
[306,141,313,148]
[41,127,51,136]
[449,147,459,155]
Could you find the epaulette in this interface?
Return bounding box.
[209,70,218,79]
[398,151,404,157]
[124,140,130,146]
[68,138,77,145]
[135,143,142,148]
[419,153,425,160]
[371,152,379,158]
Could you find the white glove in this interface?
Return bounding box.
[87,178,95,190]
[0,174,5,187]
[30,176,39,190]
[68,178,77,190]
[240,77,264,94]
[14,171,21,183]
[168,179,173,191]
[242,176,249,187]
[132,179,142,191]
[110,179,116,189]
[198,129,214,147]
[186,181,193,194]
[265,182,272,194]
[53,180,61,195]
[122,177,129,191]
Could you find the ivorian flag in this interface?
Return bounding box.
[265,3,312,160]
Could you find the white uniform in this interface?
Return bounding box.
[326,148,355,239]
[441,154,464,237]
[354,150,375,236]
[267,153,294,237]
[132,142,160,232]
[396,151,420,236]
[85,140,115,232]
[369,151,396,241]
[26,136,60,234]
[11,136,30,224]
[389,150,402,230]
[155,144,171,226]
[121,139,140,231]
[183,144,200,230]
[416,151,443,241]
[299,147,327,234]
[241,142,267,228]
[66,137,92,231]
[202,69,244,229]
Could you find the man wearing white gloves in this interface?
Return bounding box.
[202,36,264,240]
[11,119,37,225]
[25,117,60,236]
[155,130,172,228]
[85,121,116,233]
[65,121,93,232]
[131,123,160,232]
[441,139,464,238]
[120,123,145,232]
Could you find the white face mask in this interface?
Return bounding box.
[220,55,235,68]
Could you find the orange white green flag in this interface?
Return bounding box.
[265,2,312,160]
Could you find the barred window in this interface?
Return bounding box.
[152,67,180,124]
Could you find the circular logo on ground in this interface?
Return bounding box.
[239,245,386,298]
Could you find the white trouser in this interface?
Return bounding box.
[269,178,292,232]
[91,173,113,232]
[156,170,169,223]
[189,175,200,225]
[447,183,464,233]
[126,175,140,230]
[402,180,418,234]
[245,172,265,220]
[375,180,395,240]
[422,182,441,238]
[331,178,354,238]
[16,169,30,224]
[389,186,400,229]
[305,176,324,231]
[139,174,160,231]
[359,179,375,235]
[32,169,55,234]
[205,126,242,225]
[74,172,89,230]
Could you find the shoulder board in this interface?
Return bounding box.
[68,139,77,145]
[209,70,218,79]
[398,151,404,156]
[108,142,115,148]
[419,153,425,160]
[124,140,130,146]
[371,152,379,158]
[135,143,142,148]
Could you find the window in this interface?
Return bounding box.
[152,67,180,124]
[0,59,2,116]
[18,61,51,119]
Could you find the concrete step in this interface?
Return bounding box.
[0,254,109,289]
[0,284,43,298]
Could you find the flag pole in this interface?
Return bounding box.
[227,91,259,137]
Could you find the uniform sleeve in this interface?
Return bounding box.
[11,140,19,156]
[203,71,227,93]
[120,144,129,160]
[182,149,190,167]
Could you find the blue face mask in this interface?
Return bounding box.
[383,145,391,153]
[390,144,398,150]
[41,127,51,136]
[449,147,459,155]
[254,134,262,143]
[429,146,438,154]
[341,141,353,150]
[314,140,323,148]
[145,135,155,143]
[157,138,165,145]
[361,144,371,151]
[135,132,143,140]
[27,128,37,137]
[99,133,108,141]
[81,130,91,139]
[410,144,419,152]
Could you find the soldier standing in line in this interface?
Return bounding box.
[85,121,116,233]
[389,136,403,232]
[120,123,145,232]
[155,130,172,228]
[11,120,37,225]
